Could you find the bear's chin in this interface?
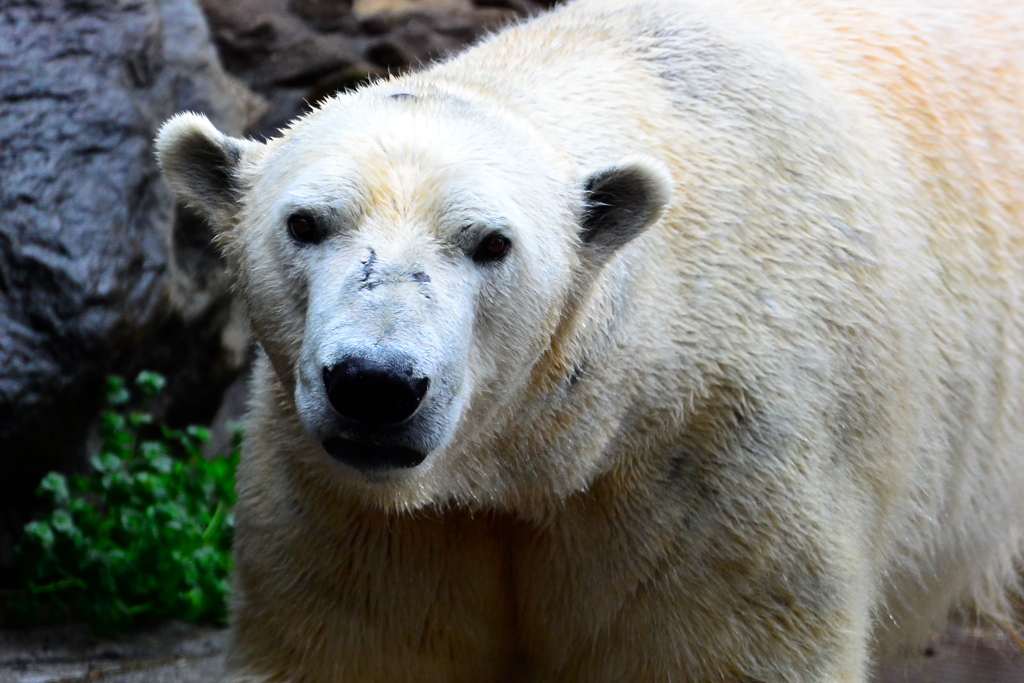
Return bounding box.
[322,437,427,472]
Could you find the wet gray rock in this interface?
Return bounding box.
[0,0,262,574]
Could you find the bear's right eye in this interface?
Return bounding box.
[287,213,323,245]
[472,232,511,264]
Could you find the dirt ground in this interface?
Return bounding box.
[0,622,225,683]
[0,619,1021,683]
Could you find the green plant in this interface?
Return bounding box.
[2,371,239,634]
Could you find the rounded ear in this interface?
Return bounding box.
[579,155,673,256]
[155,112,262,230]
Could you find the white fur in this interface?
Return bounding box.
[156,0,1024,680]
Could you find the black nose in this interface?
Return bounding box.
[322,356,429,429]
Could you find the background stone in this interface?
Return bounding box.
[199,0,554,136]
[0,0,262,577]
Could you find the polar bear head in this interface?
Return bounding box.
[157,88,670,509]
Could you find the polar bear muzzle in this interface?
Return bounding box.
[321,438,427,471]
[322,354,430,429]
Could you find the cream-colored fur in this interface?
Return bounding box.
[156,0,1024,681]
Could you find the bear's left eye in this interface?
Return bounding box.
[472,232,511,264]
[287,213,323,245]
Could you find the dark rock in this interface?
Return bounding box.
[0,0,262,576]
[200,0,534,136]
[201,0,363,93]
[289,0,356,32]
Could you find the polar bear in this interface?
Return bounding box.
[156,0,1024,680]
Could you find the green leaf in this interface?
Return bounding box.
[38,473,70,506]
[128,411,153,427]
[105,375,130,406]
[23,521,55,553]
[135,371,167,398]
[50,509,78,538]
[186,425,211,444]
[10,370,239,635]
